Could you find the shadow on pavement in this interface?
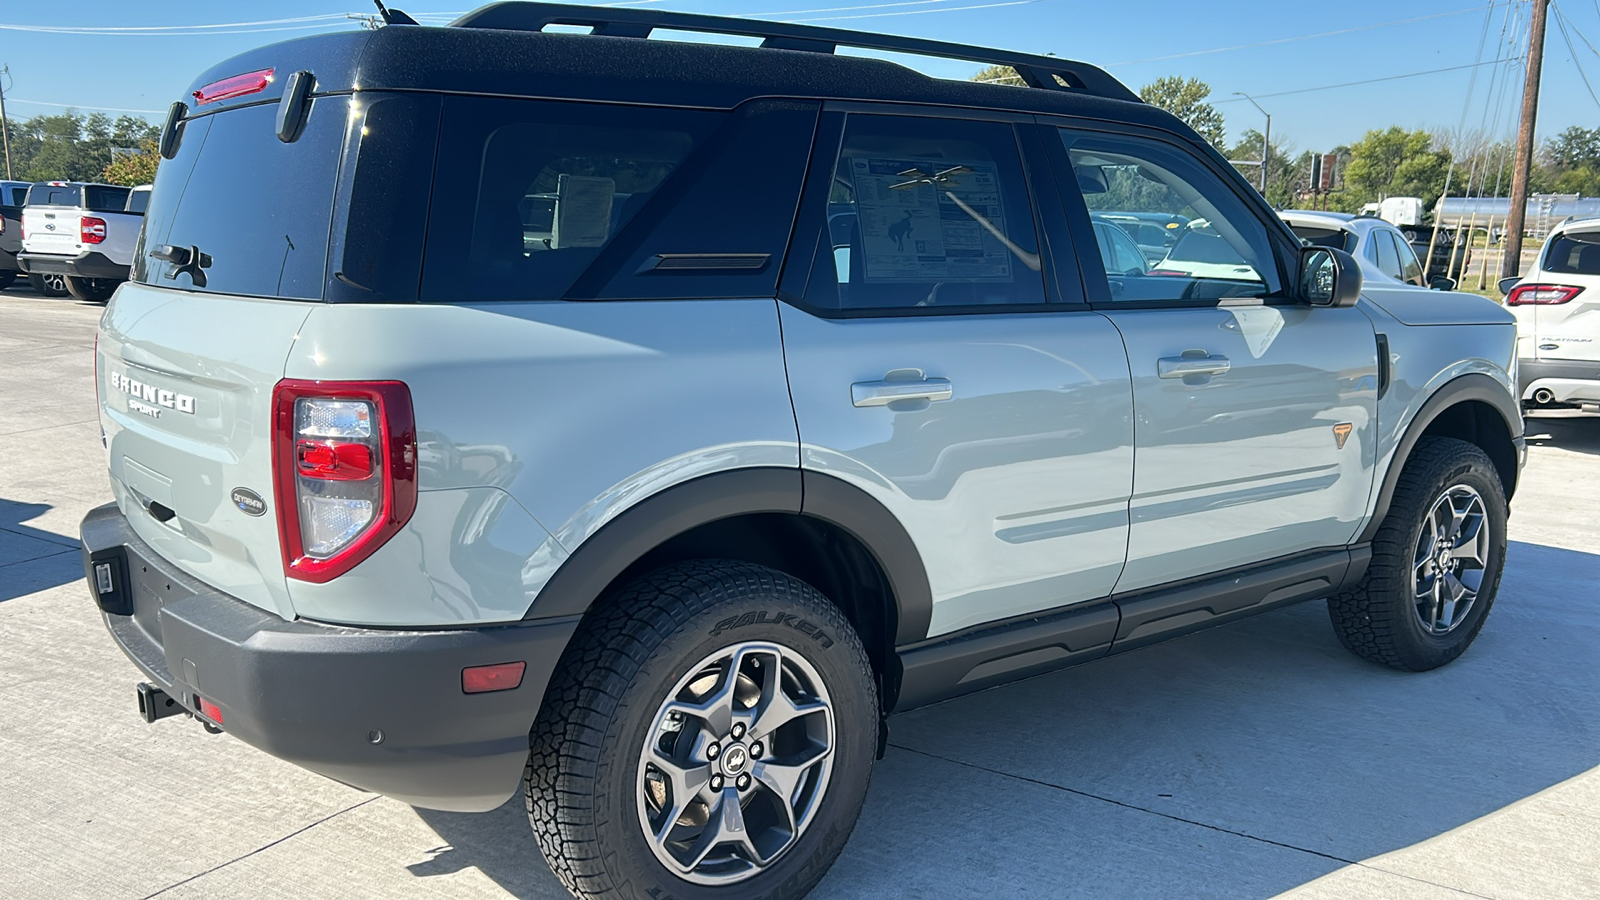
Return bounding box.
[410,538,1600,898]
[0,497,81,602]
[1524,411,1600,456]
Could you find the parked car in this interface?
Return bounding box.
[18,180,147,301]
[1281,210,1452,290]
[1500,216,1600,409]
[0,180,29,290]
[1095,211,1189,264]
[80,7,1524,900]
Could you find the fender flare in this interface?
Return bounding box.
[1359,372,1523,544]
[523,467,933,646]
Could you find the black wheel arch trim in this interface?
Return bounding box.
[1360,372,1522,544]
[521,467,934,647]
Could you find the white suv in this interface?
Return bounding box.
[1504,217,1600,409]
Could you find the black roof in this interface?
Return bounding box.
[183,3,1196,143]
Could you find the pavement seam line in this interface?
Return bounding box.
[139,797,381,899]
[0,523,80,549]
[889,743,1498,900]
[0,547,78,569]
[0,417,101,438]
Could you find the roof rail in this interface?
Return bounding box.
[449,2,1140,103]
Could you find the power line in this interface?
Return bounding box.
[1106,6,1490,66]
[1551,1,1600,109]
[6,98,166,114]
[1213,58,1518,103]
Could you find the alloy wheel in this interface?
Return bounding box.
[1412,483,1490,635]
[635,641,834,886]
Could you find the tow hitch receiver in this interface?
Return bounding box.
[137,683,184,723]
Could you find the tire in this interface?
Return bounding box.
[0,270,16,291]
[64,276,117,302]
[28,272,68,297]
[527,560,878,900]
[1328,437,1508,671]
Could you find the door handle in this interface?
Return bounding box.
[1157,351,1230,379]
[851,373,954,407]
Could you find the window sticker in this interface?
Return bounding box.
[846,157,1015,282]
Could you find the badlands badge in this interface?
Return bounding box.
[1333,422,1353,450]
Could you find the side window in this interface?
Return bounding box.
[801,114,1046,311]
[421,97,720,303]
[1373,230,1402,280]
[1393,232,1425,285]
[1063,129,1280,303]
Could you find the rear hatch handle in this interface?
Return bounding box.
[150,244,212,286]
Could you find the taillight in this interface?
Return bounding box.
[192,68,274,105]
[1507,283,1582,306]
[272,380,416,583]
[81,216,107,244]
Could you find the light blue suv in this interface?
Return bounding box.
[78,5,1524,899]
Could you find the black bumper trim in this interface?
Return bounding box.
[79,502,579,812]
[1518,358,1600,393]
[18,250,129,280]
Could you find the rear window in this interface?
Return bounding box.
[85,185,131,213]
[27,184,80,207]
[1545,230,1600,275]
[133,99,342,299]
[2,185,26,206]
[421,97,719,303]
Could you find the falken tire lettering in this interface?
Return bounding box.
[710,610,835,648]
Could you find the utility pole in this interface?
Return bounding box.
[1234,92,1271,193]
[1501,0,1549,280]
[0,66,13,181]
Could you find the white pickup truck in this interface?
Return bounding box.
[19,181,151,301]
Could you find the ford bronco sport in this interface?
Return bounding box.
[80,5,1524,898]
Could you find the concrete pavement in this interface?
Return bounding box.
[1,287,1596,899]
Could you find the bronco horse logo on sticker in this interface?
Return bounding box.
[1333,423,1353,450]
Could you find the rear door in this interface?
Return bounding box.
[778,108,1134,639]
[100,96,346,619]
[1052,123,1377,592]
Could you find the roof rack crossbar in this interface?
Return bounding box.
[449,2,1138,103]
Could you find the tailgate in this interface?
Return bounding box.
[99,282,314,619]
[22,205,80,256]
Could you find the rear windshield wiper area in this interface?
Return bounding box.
[150,244,214,288]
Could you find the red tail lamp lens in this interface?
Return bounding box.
[192,68,274,105]
[295,440,374,480]
[462,662,527,694]
[197,697,224,724]
[1507,284,1582,306]
[81,216,107,244]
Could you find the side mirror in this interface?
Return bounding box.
[1429,276,1457,291]
[1498,276,1520,297]
[1300,247,1362,308]
[158,101,187,160]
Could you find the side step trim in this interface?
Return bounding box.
[892,546,1370,713]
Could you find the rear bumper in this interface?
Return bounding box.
[79,502,578,812]
[1,247,20,274]
[1518,358,1600,404]
[19,250,129,280]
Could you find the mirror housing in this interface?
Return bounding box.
[1429,275,1457,291]
[1300,247,1361,308]
[1498,275,1521,297]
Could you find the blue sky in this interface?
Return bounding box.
[3,0,1598,156]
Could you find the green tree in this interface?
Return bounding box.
[1540,126,1600,196]
[1,111,159,183]
[1225,129,1298,205]
[101,138,160,186]
[1138,76,1225,150]
[1340,127,1450,210]
[970,64,1024,87]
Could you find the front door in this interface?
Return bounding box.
[779,110,1135,639]
[1053,125,1378,592]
